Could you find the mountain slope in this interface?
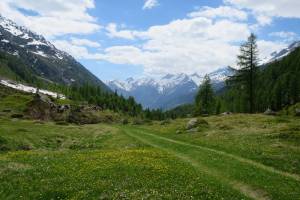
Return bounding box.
[108,67,235,110]
[0,15,108,90]
[261,41,300,65]
[256,45,300,110]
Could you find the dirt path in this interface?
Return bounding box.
[123,127,300,200]
[134,128,300,182]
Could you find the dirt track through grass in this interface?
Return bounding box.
[123,127,300,200]
[132,128,300,182]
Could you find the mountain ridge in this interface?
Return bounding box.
[107,67,235,110]
[0,15,109,90]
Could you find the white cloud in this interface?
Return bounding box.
[188,6,248,21]
[99,15,252,75]
[70,38,101,48]
[269,31,298,42]
[257,40,286,60]
[53,39,102,60]
[143,0,159,10]
[106,23,138,40]
[0,0,101,38]
[225,0,300,27]
[225,0,300,18]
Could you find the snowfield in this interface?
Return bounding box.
[0,79,66,99]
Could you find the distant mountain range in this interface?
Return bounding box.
[107,67,235,110]
[108,41,300,110]
[261,41,300,65]
[0,15,108,90]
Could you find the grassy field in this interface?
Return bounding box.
[0,114,300,199]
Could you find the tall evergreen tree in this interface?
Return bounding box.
[231,33,259,113]
[195,75,215,115]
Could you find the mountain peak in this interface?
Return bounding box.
[162,74,175,79]
[0,15,108,90]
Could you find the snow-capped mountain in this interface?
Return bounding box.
[261,41,300,65]
[107,67,235,110]
[0,15,108,89]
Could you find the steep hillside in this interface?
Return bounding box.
[0,15,108,90]
[256,46,300,110]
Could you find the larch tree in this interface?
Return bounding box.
[234,33,259,113]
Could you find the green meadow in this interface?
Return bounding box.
[0,114,299,199]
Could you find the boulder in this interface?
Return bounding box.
[221,112,232,116]
[186,118,208,130]
[186,118,199,130]
[25,95,55,120]
[264,108,276,116]
[57,105,70,113]
[295,108,300,116]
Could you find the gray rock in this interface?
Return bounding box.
[221,112,232,115]
[264,108,276,115]
[186,118,199,130]
[295,108,300,116]
[186,128,198,133]
[57,105,70,113]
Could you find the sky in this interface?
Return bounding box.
[0,0,300,81]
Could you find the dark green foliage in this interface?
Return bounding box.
[10,113,24,118]
[165,104,195,119]
[64,84,143,117]
[144,108,166,120]
[222,46,300,113]
[195,75,215,115]
[255,48,300,111]
[0,51,39,84]
[227,33,259,113]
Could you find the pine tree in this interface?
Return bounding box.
[231,33,259,113]
[195,75,215,115]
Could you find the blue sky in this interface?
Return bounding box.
[1,0,300,81]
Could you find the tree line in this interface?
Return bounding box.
[194,33,300,115]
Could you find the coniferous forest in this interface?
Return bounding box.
[192,33,300,116]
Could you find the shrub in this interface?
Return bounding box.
[122,118,129,125]
[55,121,69,126]
[0,136,10,152]
[17,144,32,151]
[11,113,24,118]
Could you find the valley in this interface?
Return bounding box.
[0,112,299,199]
[0,2,300,200]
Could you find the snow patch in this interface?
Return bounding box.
[1,39,9,43]
[27,40,48,46]
[31,51,48,58]
[0,79,66,99]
